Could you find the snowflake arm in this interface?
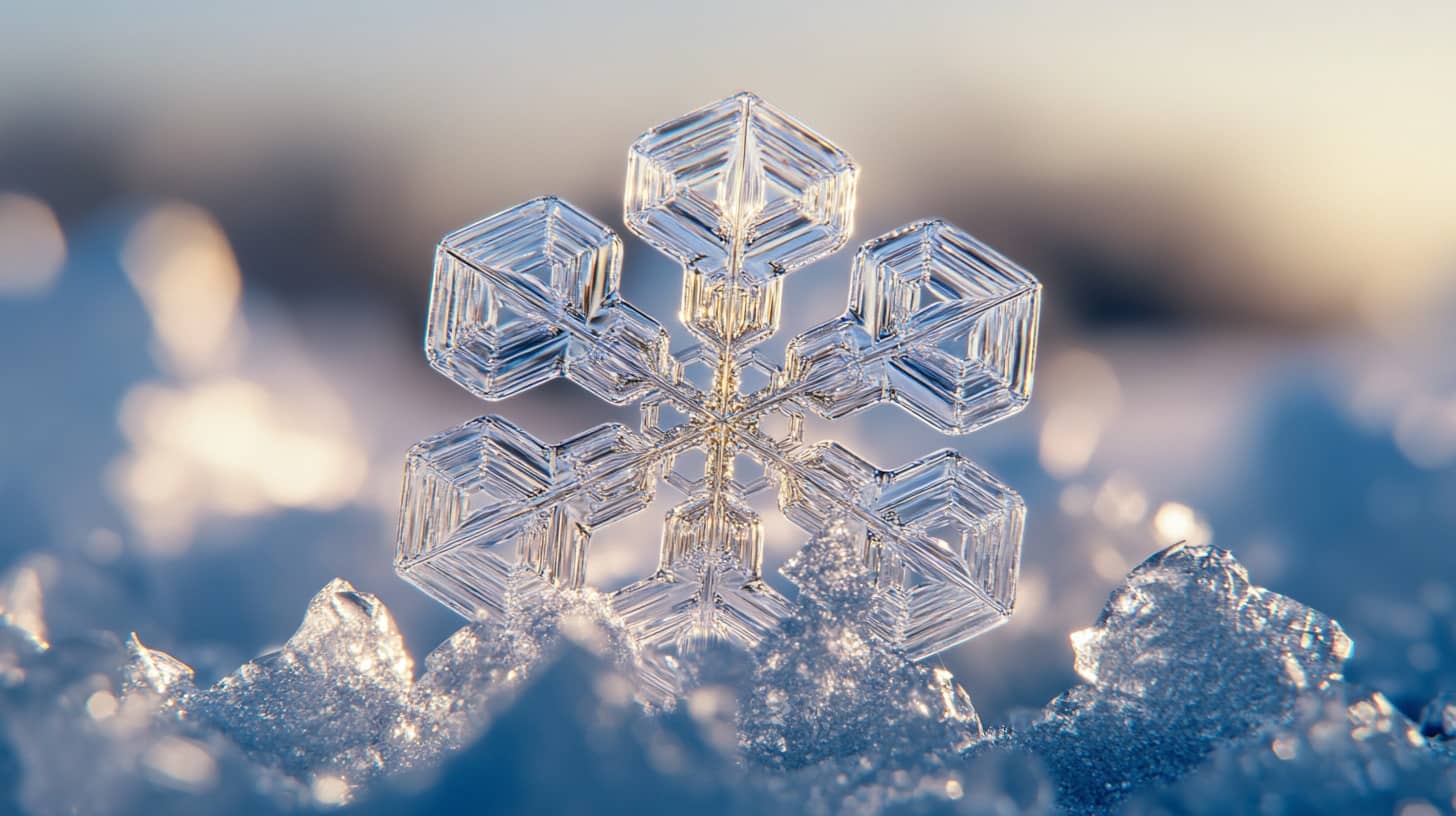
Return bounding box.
[396,417,683,617]
[427,196,684,406]
[780,219,1042,434]
[757,437,1024,658]
[625,91,858,348]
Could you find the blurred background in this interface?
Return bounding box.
[2,2,1453,726]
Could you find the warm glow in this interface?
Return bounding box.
[110,377,368,553]
[0,192,66,297]
[0,567,48,649]
[1038,350,1121,479]
[142,736,218,792]
[1152,501,1212,548]
[1092,475,1147,528]
[121,203,244,375]
[311,775,350,806]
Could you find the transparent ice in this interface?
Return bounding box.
[181,579,415,784]
[741,522,982,771]
[122,576,678,803]
[1016,543,1355,812]
[1128,686,1456,814]
[396,91,1041,660]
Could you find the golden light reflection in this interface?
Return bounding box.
[85,689,119,720]
[1271,734,1298,761]
[310,775,350,807]
[110,377,368,553]
[943,778,963,800]
[121,203,245,375]
[0,192,66,298]
[141,736,219,793]
[106,201,374,553]
[1152,501,1212,548]
[1038,350,1121,479]
[1091,475,1147,528]
[1090,545,1129,581]
[0,566,47,649]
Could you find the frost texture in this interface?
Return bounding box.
[1,538,1452,813]
[1019,543,1354,813]
[742,523,982,771]
[354,641,743,816]
[185,579,414,784]
[1,631,283,815]
[1127,685,1456,814]
[129,575,676,803]
[396,90,1040,661]
[392,571,674,766]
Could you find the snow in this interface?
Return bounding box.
[0,536,1451,814]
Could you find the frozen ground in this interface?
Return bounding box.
[0,530,1451,815]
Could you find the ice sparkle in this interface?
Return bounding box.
[395,91,1041,661]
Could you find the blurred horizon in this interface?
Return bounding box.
[6,2,1455,330]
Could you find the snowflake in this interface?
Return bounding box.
[395,92,1041,660]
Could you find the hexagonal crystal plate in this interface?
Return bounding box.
[787,219,1041,434]
[396,417,653,617]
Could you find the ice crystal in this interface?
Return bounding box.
[1019,543,1353,813]
[393,570,675,765]
[1128,685,1456,814]
[357,640,744,816]
[742,522,982,771]
[396,91,1041,661]
[125,574,680,801]
[0,626,281,815]
[185,579,414,786]
[1422,690,1456,748]
[7,542,1449,813]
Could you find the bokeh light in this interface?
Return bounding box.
[0,192,65,297]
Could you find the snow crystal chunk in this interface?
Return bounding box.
[770,737,1058,816]
[357,639,742,815]
[0,620,284,816]
[119,568,676,799]
[779,519,878,613]
[1421,690,1456,746]
[394,572,667,766]
[1127,685,1456,814]
[188,579,413,788]
[1020,543,1353,812]
[124,633,195,696]
[1069,543,1352,693]
[741,523,982,772]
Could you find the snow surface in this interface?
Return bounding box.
[0,531,1452,814]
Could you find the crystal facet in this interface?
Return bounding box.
[397,91,1041,660]
[426,196,672,404]
[788,219,1041,434]
[397,417,653,617]
[1020,543,1353,812]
